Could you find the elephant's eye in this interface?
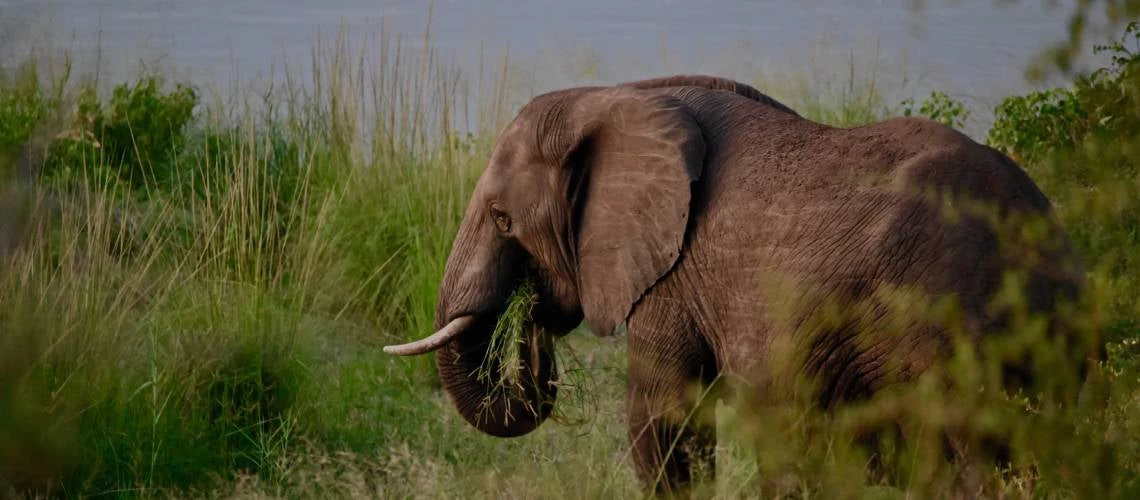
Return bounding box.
[491,207,511,232]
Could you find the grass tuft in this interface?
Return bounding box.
[481,278,538,395]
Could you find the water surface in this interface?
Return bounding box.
[2,0,1085,136]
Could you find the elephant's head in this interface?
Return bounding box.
[383,75,792,438]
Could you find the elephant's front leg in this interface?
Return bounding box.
[625,295,718,496]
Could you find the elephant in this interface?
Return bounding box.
[383,74,1100,495]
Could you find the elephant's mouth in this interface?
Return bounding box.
[385,275,570,356]
[385,281,559,438]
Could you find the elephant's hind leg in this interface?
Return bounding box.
[625,294,719,496]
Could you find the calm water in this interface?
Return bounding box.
[1,0,1086,137]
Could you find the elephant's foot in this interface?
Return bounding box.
[628,411,716,497]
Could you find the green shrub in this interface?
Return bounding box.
[899,90,970,129]
[986,87,1086,164]
[988,21,1140,166]
[0,61,50,153]
[962,24,1140,496]
[983,22,1140,377]
[93,76,198,189]
[39,75,198,194]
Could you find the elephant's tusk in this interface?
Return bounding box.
[383,315,477,356]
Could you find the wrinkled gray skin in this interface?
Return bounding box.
[387,75,1098,495]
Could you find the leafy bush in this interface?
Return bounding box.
[0,61,50,154]
[983,22,1140,373]
[899,90,971,129]
[35,75,198,195]
[988,21,1140,166]
[986,88,1086,164]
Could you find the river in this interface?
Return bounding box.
[1,0,1089,138]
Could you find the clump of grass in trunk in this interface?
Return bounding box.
[475,279,602,429]
[478,278,538,402]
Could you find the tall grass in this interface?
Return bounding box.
[0,17,1138,500]
[0,22,554,498]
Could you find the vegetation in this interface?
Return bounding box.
[0,16,1138,500]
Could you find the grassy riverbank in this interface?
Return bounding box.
[1,20,1139,499]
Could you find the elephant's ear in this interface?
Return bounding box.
[563,88,705,337]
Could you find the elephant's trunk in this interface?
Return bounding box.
[383,201,559,437]
[434,315,558,437]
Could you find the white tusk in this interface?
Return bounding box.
[383,315,477,356]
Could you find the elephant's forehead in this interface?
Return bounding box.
[485,129,547,176]
[477,117,556,194]
[490,120,537,160]
[477,163,551,211]
[479,159,545,191]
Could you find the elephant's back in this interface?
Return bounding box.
[681,112,1081,388]
[699,114,1061,265]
